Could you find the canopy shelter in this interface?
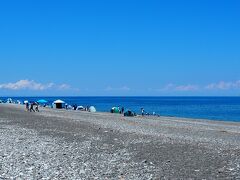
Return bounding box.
[53,99,65,109]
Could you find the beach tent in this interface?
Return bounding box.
[111,107,120,113]
[124,110,136,117]
[53,99,65,109]
[77,106,84,110]
[66,105,72,110]
[88,106,96,113]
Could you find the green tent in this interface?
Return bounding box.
[124,110,136,117]
[111,107,120,113]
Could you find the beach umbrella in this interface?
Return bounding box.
[37,99,48,104]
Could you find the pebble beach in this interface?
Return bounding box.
[1,103,240,179]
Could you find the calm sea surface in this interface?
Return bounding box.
[2,97,240,122]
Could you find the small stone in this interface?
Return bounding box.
[218,167,225,173]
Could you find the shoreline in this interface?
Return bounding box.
[1,96,240,122]
[1,104,240,179]
[4,102,240,124]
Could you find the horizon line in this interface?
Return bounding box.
[1,95,240,98]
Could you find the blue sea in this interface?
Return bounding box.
[2,96,240,122]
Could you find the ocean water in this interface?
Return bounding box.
[2,96,240,122]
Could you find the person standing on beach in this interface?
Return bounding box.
[26,102,29,111]
[30,103,35,112]
[141,108,145,116]
[35,104,39,112]
[121,107,124,114]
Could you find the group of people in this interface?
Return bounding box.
[25,102,39,112]
[67,104,90,111]
[110,106,153,116]
[141,108,160,117]
[24,101,157,117]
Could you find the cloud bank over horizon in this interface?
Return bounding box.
[1,79,240,96]
[0,80,73,91]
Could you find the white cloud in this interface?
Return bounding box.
[161,83,175,91]
[0,80,72,91]
[160,83,199,92]
[175,84,199,91]
[105,86,130,91]
[154,80,240,92]
[58,84,71,90]
[205,80,240,90]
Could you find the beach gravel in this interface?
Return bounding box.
[0,104,240,179]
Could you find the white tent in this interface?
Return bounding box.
[53,99,65,109]
[77,106,84,110]
[89,106,96,113]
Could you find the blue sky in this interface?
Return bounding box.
[0,0,240,96]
